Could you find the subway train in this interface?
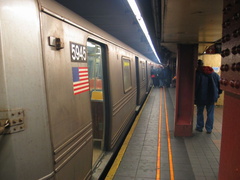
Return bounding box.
[0,0,158,179]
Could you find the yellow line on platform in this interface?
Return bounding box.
[105,88,152,180]
[156,88,163,179]
[163,88,175,180]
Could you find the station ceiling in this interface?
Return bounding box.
[55,0,223,64]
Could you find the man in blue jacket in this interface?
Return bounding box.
[195,60,222,134]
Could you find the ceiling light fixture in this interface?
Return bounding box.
[127,0,161,63]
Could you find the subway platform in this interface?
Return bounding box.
[105,87,223,180]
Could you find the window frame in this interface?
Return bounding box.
[142,61,146,81]
[121,56,132,93]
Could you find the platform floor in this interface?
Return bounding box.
[106,87,223,180]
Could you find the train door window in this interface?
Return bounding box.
[122,57,132,93]
[87,40,105,167]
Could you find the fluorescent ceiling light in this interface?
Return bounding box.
[127,0,161,63]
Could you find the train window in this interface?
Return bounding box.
[87,41,103,94]
[122,57,132,93]
[142,61,146,80]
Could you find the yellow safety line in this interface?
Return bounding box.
[105,89,152,180]
[156,88,163,179]
[163,88,175,180]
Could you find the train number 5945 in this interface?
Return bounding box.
[70,42,87,62]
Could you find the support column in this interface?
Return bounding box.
[219,93,240,179]
[174,44,198,136]
[219,1,240,178]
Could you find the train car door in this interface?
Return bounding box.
[135,57,147,108]
[146,62,151,93]
[87,40,106,167]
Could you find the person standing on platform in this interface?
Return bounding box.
[194,60,222,134]
[151,66,158,87]
[158,66,164,88]
[163,65,172,87]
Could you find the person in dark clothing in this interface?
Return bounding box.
[157,66,164,87]
[151,66,159,87]
[163,65,172,87]
[195,60,222,134]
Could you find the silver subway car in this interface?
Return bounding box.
[0,0,156,179]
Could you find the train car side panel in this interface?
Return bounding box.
[108,48,137,149]
[0,1,54,179]
[40,13,92,179]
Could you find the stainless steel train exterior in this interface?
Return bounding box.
[0,0,156,179]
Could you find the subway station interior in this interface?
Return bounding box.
[55,0,239,179]
[0,0,240,180]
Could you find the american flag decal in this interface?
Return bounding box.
[72,67,90,95]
